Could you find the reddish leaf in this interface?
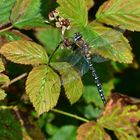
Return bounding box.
[77,121,111,140]
[98,93,140,140]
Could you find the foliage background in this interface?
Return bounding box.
[0,0,140,140]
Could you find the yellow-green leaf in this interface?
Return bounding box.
[77,121,111,140]
[0,89,6,101]
[0,74,10,85]
[26,65,61,115]
[80,22,133,63]
[96,0,140,31]
[51,62,83,104]
[85,0,94,10]
[0,40,48,65]
[57,0,88,27]
[0,58,5,72]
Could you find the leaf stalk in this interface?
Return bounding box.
[52,108,89,122]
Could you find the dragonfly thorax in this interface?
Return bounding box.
[74,33,90,53]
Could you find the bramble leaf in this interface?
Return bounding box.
[80,22,133,63]
[26,65,61,115]
[10,0,31,23]
[96,0,140,31]
[11,0,46,29]
[85,0,94,10]
[98,93,140,140]
[0,89,6,101]
[77,121,111,140]
[51,62,83,104]
[0,0,16,25]
[0,40,48,65]
[0,58,5,72]
[57,0,88,27]
[0,74,10,85]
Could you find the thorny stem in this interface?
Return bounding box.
[48,41,63,64]
[52,108,89,122]
[1,73,27,88]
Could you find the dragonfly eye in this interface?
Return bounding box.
[74,32,82,42]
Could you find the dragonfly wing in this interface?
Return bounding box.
[59,50,82,66]
[91,54,108,63]
[59,50,90,76]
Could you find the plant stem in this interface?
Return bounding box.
[52,108,89,122]
[0,25,13,33]
[48,41,62,64]
[0,105,16,110]
[1,73,27,88]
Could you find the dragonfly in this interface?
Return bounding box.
[62,33,107,105]
[49,25,125,105]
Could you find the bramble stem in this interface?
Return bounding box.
[0,105,16,110]
[1,73,27,88]
[48,41,62,64]
[52,108,89,122]
[0,25,13,33]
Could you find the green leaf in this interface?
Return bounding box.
[77,121,111,140]
[0,40,48,65]
[80,22,133,63]
[77,104,102,119]
[0,0,16,25]
[0,109,22,140]
[0,89,6,101]
[49,125,77,140]
[57,0,88,27]
[51,62,83,104]
[35,26,62,54]
[45,123,59,136]
[11,0,46,29]
[96,0,140,31]
[26,65,61,115]
[98,93,140,140]
[0,58,5,72]
[0,74,10,85]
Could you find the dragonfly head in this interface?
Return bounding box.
[74,32,82,42]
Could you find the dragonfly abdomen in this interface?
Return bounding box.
[85,54,106,105]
